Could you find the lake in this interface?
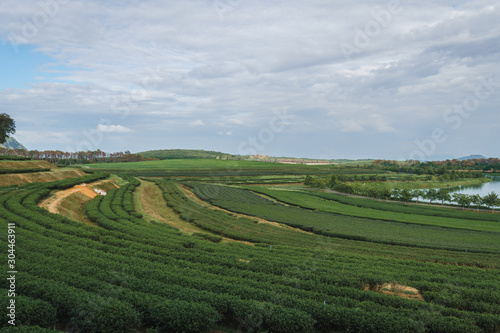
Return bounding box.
[416,175,500,208]
[448,175,500,197]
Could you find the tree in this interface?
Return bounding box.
[411,190,424,203]
[0,113,16,144]
[472,194,483,211]
[424,189,438,204]
[382,188,392,201]
[437,189,451,206]
[400,188,414,203]
[304,175,314,187]
[391,189,401,201]
[482,192,500,213]
[452,193,473,211]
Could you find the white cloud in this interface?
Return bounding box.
[0,1,499,158]
[97,124,133,133]
[189,120,205,127]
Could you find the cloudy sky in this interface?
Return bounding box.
[1,0,499,160]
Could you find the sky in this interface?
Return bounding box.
[0,0,499,160]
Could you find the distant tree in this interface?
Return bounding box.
[437,189,451,206]
[367,187,381,199]
[400,188,414,203]
[424,189,438,204]
[0,113,16,144]
[304,175,314,187]
[411,190,424,203]
[482,192,500,213]
[391,189,401,201]
[472,194,483,211]
[313,178,326,189]
[327,174,339,188]
[452,193,473,210]
[382,188,392,201]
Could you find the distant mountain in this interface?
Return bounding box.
[0,137,26,150]
[458,154,487,160]
[137,149,243,160]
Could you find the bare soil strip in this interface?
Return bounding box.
[135,180,254,245]
[365,283,425,302]
[40,185,97,214]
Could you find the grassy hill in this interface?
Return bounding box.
[458,154,488,160]
[138,149,242,160]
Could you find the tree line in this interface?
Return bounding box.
[0,147,151,165]
[374,159,500,172]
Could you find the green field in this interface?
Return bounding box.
[244,187,500,232]
[80,159,310,170]
[2,159,500,332]
[188,183,500,252]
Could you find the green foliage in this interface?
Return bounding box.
[0,293,57,329]
[150,301,222,333]
[1,173,499,333]
[0,113,16,144]
[483,192,500,212]
[0,326,57,333]
[0,155,31,161]
[69,296,141,333]
[138,149,243,160]
[0,168,50,175]
[192,183,500,252]
[193,233,223,243]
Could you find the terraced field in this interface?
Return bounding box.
[1,162,499,332]
[189,183,500,253]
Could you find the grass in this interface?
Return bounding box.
[4,170,500,332]
[75,159,380,177]
[134,179,219,236]
[190,183,500,253]
[0,160,55,170]
[246,187,500,232]
[0,169,86,187]
[79,159,306,170]
[54,191,97,226]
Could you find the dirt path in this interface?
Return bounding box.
[38,180,113,214]
[136,180,254,245]
[179,184,313,235]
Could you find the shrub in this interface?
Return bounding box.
[150,300,221,333]
[69,296,141,333]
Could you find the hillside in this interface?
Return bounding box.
[0,160,55,170]
[458,154,488,160]
[0,136,26,150]
[137,149,243,160]
[0,160,86,186]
